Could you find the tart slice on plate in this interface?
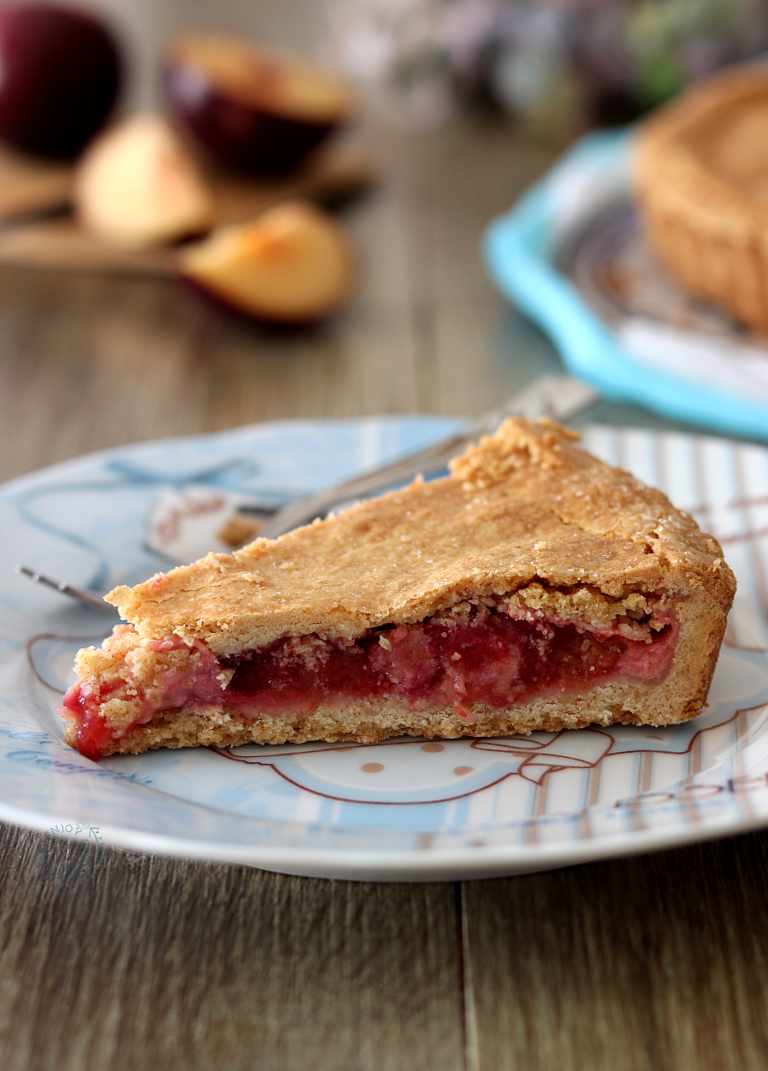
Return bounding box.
[60,419,736,759]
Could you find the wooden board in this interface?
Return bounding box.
[0,824,465,1071]
[0,141,71,220]
[6,108,765,1071]
[0,148,373,278]
[463,841,768,1071]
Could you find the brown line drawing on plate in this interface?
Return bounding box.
[691,718,703,777]
[577,807,592,840]
[680,749,702,826]
[523,798,540,844]
[734,707,755,821]
[153,492,228,547]
[585,759,602,809]
[625,796,647,833]
[718,524,768,546]
[534,770,550,817]
[640,751,653,795]
[26,632,109,692]
[211,747,523,806]
[210,696,768,808]
[722,634,765,653]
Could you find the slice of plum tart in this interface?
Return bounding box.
[59,418,736,759]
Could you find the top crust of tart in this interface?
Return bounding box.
[107,419,735,656]
[635,63,768,237]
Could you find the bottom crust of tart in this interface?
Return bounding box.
[60,574,729,759]
[61,672,711,758]
[638,203,768,336]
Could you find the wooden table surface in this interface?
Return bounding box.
[2,9,768,1069]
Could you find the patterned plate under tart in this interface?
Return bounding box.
[2,417,768,880]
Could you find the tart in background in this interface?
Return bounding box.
[634,63,768,335]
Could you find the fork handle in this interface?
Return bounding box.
[257,376,597,539]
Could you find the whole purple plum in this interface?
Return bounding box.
[0,4,122,158]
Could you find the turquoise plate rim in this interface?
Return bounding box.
[482,129,768,442]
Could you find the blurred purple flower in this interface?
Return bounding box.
[324,0,768,132]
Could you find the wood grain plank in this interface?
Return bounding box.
[0,142,70,220]
[464,833,768,1071]
[0,119,561,487]
[0,822,464,1071]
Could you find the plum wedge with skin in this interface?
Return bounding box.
[74,115,214,249]
[165,34,353,176]
[178,201,355,324]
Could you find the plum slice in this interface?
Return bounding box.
[178,201,355,323]
[74,115,214,249]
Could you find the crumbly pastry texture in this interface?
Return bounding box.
[61,418,736,757]
[635,63,768,334]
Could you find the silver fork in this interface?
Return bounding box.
[18,375,598,611]
[16,564,118,614]
[257,375,597,538]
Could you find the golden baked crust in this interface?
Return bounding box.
[62,418,736,756]
[108,418,733,653]
[635,63,768,333]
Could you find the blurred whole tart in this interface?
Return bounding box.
[635,63,768,335]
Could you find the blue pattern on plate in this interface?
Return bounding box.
[2,417,768,879]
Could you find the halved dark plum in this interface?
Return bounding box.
[164,34,353,176]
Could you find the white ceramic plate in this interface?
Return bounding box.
[3,417,768,881]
